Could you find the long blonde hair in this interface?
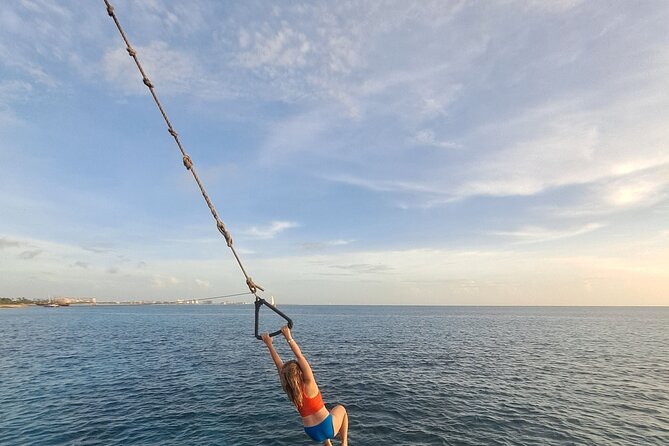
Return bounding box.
[280,360,304,408]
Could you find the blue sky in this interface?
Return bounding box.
[1,0,668,305]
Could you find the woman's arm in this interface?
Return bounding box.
[281,326,315,383]
[262,332,283,375]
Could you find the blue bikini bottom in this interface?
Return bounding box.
[304,413,335,442]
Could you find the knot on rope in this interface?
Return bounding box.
[168,128,178,138]
[246,277,264,294]
[106,4,114,16]
[126,46,136,57]
[217,219,233,247]
[143,77,154,88]
[182,154,193,170]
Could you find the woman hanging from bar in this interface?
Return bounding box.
[262,326,349,445]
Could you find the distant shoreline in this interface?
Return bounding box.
[1,303,667,308]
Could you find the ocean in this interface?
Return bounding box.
[1,305,667,445]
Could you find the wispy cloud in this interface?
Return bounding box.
[0,80,33,104]
[324,174,441,195]
[237,23,311,68]
[329,263,394,275]
[0,237,26,250]
[151,275,180,288]
[195,278,210,288]
[554,163,669,217]
[80,245,113,254]
[299,239,355,252]
[526,0,586,13]
[243,221,299,239]
[0,80,33,127]
[602,169,668,208]
[2,232,667,304]
[411,129,461,150]
[491,223,604,244]
[18,249,43,260]
[102,41,230,99]
[237,1,669,221]
[260,110,333,164]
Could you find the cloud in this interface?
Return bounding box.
[526,0,586,13]
[237,1,669,220]
[299,239,355,252]
[260,109,334,164]
[325,68,669,214]
[19,249,43,259]
[490,223,605,244]
[0,237,26,250]
[215,1,468,110]
[81,245,113,254]
[458,85,669,203]
[102,40,230,99]
[0,1,83,89]
[151,275,180,288]
[555,163,669,217]
[325,174,440,195]
[19,0,70,17]
[195,278,210,288]
[2,232,667,304]
[0,80,33,127]
[0,80,33,105]
[71,261,89,269]
[243,220,299,239]
[236,23,311,68]
[602,169,669,208]
[329,263,394,275]
[411,130,461,150]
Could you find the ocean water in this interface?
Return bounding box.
[1,305,667,445]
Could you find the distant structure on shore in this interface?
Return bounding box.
[176,299,201,305]
[51,296,97,306]
[3,296,249,307]
[29,296,97,307]
[95,299,249,305]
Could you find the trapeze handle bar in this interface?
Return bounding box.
[254,298,294,340]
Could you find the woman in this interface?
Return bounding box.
[262,326,349,445]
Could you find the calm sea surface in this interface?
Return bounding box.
[1,305,667,445]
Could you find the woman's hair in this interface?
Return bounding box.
[280,360,304,408]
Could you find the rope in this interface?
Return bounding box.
[198,292,254,301]
[103,0,263,298]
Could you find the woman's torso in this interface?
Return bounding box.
[298,381,329,427]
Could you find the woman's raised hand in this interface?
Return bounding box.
[261,332,272,345]
[281,325,292,340]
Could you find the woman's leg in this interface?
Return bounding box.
[324,440,333,446]
[330,405,348,445]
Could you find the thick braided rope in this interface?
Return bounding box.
[104,0,263,295]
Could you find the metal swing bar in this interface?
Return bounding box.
[255,298,294,340]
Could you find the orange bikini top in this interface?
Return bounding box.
[297,385,325,417]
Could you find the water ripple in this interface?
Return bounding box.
[1,306,668,445]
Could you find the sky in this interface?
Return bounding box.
[1,0,668,305]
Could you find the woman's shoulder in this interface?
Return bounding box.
[303,378,320,398]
